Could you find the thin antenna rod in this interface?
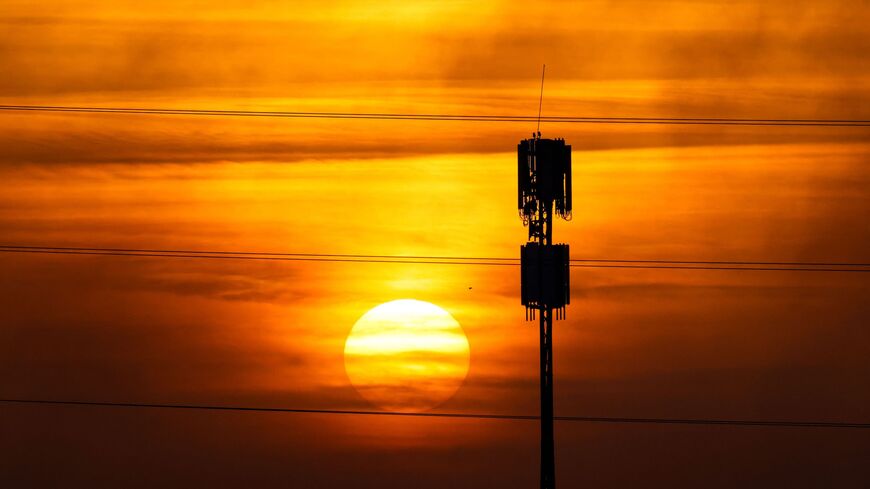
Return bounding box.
[536,64,546,135]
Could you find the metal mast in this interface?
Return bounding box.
[519,134,571,489]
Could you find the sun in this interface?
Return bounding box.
[344,299,470,413]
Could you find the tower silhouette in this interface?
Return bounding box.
[518,134,572,489]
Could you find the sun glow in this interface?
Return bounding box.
[344,299,470,412]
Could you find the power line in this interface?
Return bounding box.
[5,244,869,267]
[2,399,867,430]
[1,105,868,127]
[1,246,868,273]
[0,247,515,266]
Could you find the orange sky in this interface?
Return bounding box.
[1,1,869,487]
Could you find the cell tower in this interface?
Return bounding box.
[518,134,571,489]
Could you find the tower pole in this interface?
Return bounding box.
[540,306,555,488]
[539,192,555,489]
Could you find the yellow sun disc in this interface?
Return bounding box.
[344,299,470,413]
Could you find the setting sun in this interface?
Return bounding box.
[344,299,470,412]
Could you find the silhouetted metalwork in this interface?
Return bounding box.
[518,134,572,489]
[521,243,570,316]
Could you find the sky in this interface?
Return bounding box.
[1,1,869,487]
